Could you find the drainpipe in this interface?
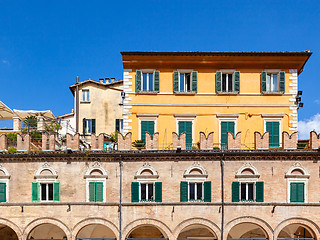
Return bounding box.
[75,76,79,133]
[119,159,123,240]
[220,153,225,240]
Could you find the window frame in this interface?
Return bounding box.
[179,72,192,92]
[34,164,58,203]
[240,182,255,202]
[142,72,154,92]
[177,69,194,93]
[82,89,90,102]
[175,116,195,149]
[222,73,234,92]
[84,163,108,203]
[266,73,279,92]
[263,116,283,148]
[138,117,157,140]
[40,182,54,202]
[139,182,155,202]
[217,115,238,149]
[0,166,10,203]
[188,181,204,202]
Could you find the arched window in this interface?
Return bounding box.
[232,163,263,202]
[285,162,310,203]
[181,162,211,202]
[33,163,59,202]
[131,163,161,202]
[84,162,108,202]
[0,164,10,202]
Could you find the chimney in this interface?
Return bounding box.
[111,78,115,82]
[105,78,110,83]
[99,78,104,84]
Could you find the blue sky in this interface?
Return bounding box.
[0,0,319,136]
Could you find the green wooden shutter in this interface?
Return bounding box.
[95,182,103,202]
[131,182,139,202]
[154,71,160,93]
[155,182,162,202]
[279,71,285,93]
[234,71,240,93]
[115,119,120,131]
[173,71,179,92]
[186,121,192,149]
[53,182,60,202]
[297,183,305,202]
[32,182,39,202]
[91,119,96,134]
[148,121,155,136]
[136,70,142,92]
[266,121,279,148]
[232,181,240,202]
[141,121,148,141]
[83,118,86,135]
[191,71,198,93]
[216,71,222,93]
[0,183,6,202]
[180,181,188,202]
[256,181,264,202]
[220,121,228,150]
[261,71,267,93]
[89,182,95,202]
[290,183,296,202]
[204,181,211,202]
[178,121,185,136]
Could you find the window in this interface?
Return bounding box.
[82,90,90,102]
[0,166,10,203]
[89,182,103,202]
[136,70,160,93]
[181,162,211,202]
[33,164,60,202]
[41,183,53,201]
[286,162,309,203]
[85,162,108,203]
[220,121,235,150]
[140,183,154,201]
[189,182,203,201]
[83,118,96,134]
[140,120,155,141]
[180,73,191,92]
[0,182,6,202]
[266,121,280,148]
[132,163,162,203]
[261,71,285,93]
[216,71,240,93]
[178,121,193,150]
[222,74,233,92]
[173,71,198,93]
[115,119,123,133]
[240,182,254,201]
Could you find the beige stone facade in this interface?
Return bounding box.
[0,150,320,240]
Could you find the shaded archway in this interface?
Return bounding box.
[0,223,19,240]
[76,224,117,240]
[227,222,269,240]
[177,224,217,240]
[126,225,168,240]
[27,223,67,239]
[277,224,316,240]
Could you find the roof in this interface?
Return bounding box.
[121,50,312,56]
[13,109,55,119]
[57,112,74,118]
[69,79,123,94]
[0,101,14,120]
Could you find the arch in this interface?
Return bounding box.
[0,164,10,177]
[285,162,310,178]
[135,163,158,177]
[73,218,119,239]
[184,162,208,177]
[34,162,58,179]
[224,217,273,240]
[23,217,71,240]
[274,218,320,240]
[173,218,220,240]
[84,162,108,177]
[122,218,173,240]
[235,163,260,177]
[0,218,22,240]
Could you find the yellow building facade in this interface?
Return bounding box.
[121,51,311,149]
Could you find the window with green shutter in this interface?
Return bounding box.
[220,121,235,150]
[266,121,280,148]
[131,182,139,203]
[0,183,6,202]
[204,181,211,202]
[232,181,240,202]
[216,71,222,93]
[89,182,104,202]
[136,70,142,92]
[256,181,264,202]
[178,121,193,150]
[290,182,305,203]
[154,71,160,92]
[262,71,285,93]
[32,182,39,202]
[140,121,155,141]
[53,182,60,202]
[173,71,179,92]
[155,182,162,202]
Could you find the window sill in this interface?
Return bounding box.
[136,92,158,95]
[188,199,204,202]
[80,101,91,104]
[140,200,155,203]
[174,92,196,96]
[262,92,284,96]
[216,92,239,95]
